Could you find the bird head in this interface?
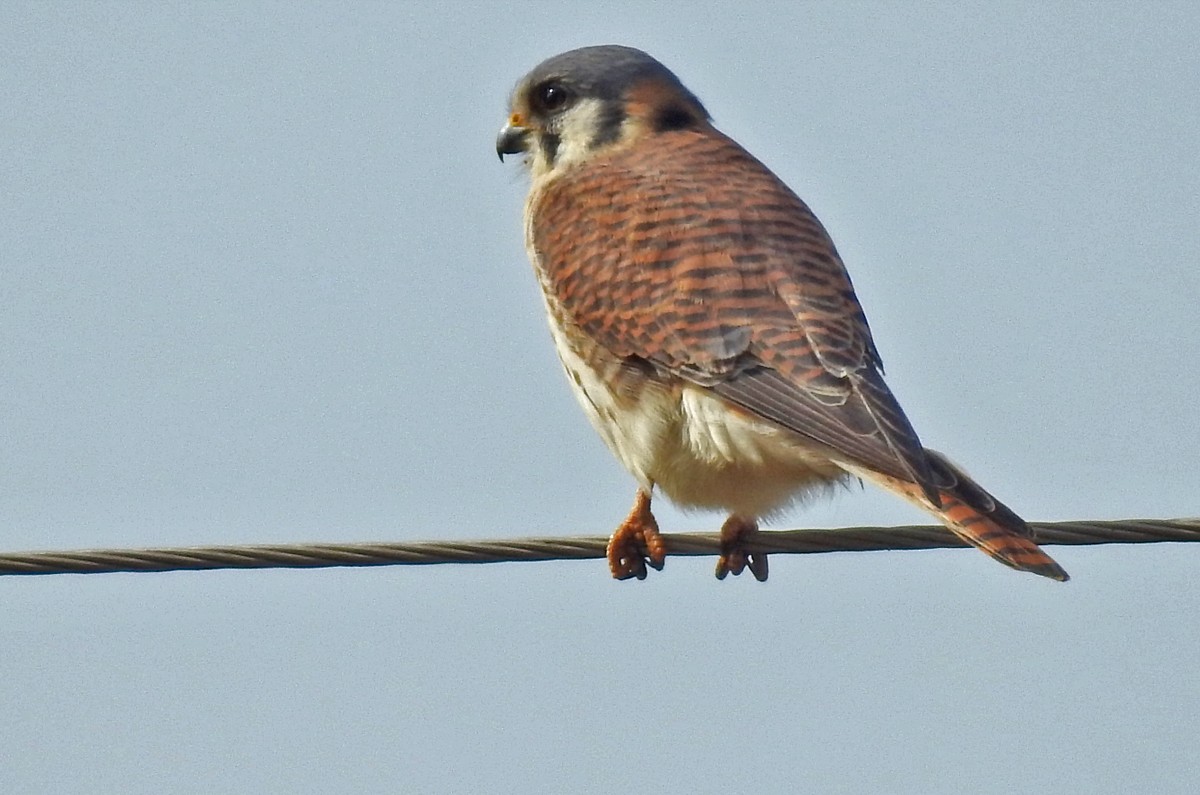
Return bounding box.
[497,45,710,178]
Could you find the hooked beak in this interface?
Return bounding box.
[496,122,530,161]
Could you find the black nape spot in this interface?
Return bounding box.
[653,103,697,132]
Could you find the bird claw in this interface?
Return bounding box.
[715,516,768,582]
[607,490,665,580]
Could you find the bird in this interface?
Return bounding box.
[496,45,1068,583]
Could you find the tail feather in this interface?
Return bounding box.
[842,450,1069,582]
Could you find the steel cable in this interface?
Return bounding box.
[0,517,1195,576]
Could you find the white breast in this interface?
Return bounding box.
[541,305,846,521]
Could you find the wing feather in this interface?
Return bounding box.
[530,125,938,498]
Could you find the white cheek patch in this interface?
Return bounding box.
[555,98,607,160]
[543,97,619,173]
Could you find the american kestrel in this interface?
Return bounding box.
[497,45,1068,583]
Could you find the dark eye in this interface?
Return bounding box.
[535,82,572,113]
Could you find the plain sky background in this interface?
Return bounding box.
[3,3,1198,793]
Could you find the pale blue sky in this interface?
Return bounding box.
[3,3,1198,793]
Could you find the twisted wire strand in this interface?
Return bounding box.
[0,517,1195,576]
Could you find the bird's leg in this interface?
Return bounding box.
[715,515,768,582]
[606,489,666,580]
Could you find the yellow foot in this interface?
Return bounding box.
[606,489,666,580]
[715,515,768,582]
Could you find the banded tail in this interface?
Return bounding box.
[843,450,1069,581]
